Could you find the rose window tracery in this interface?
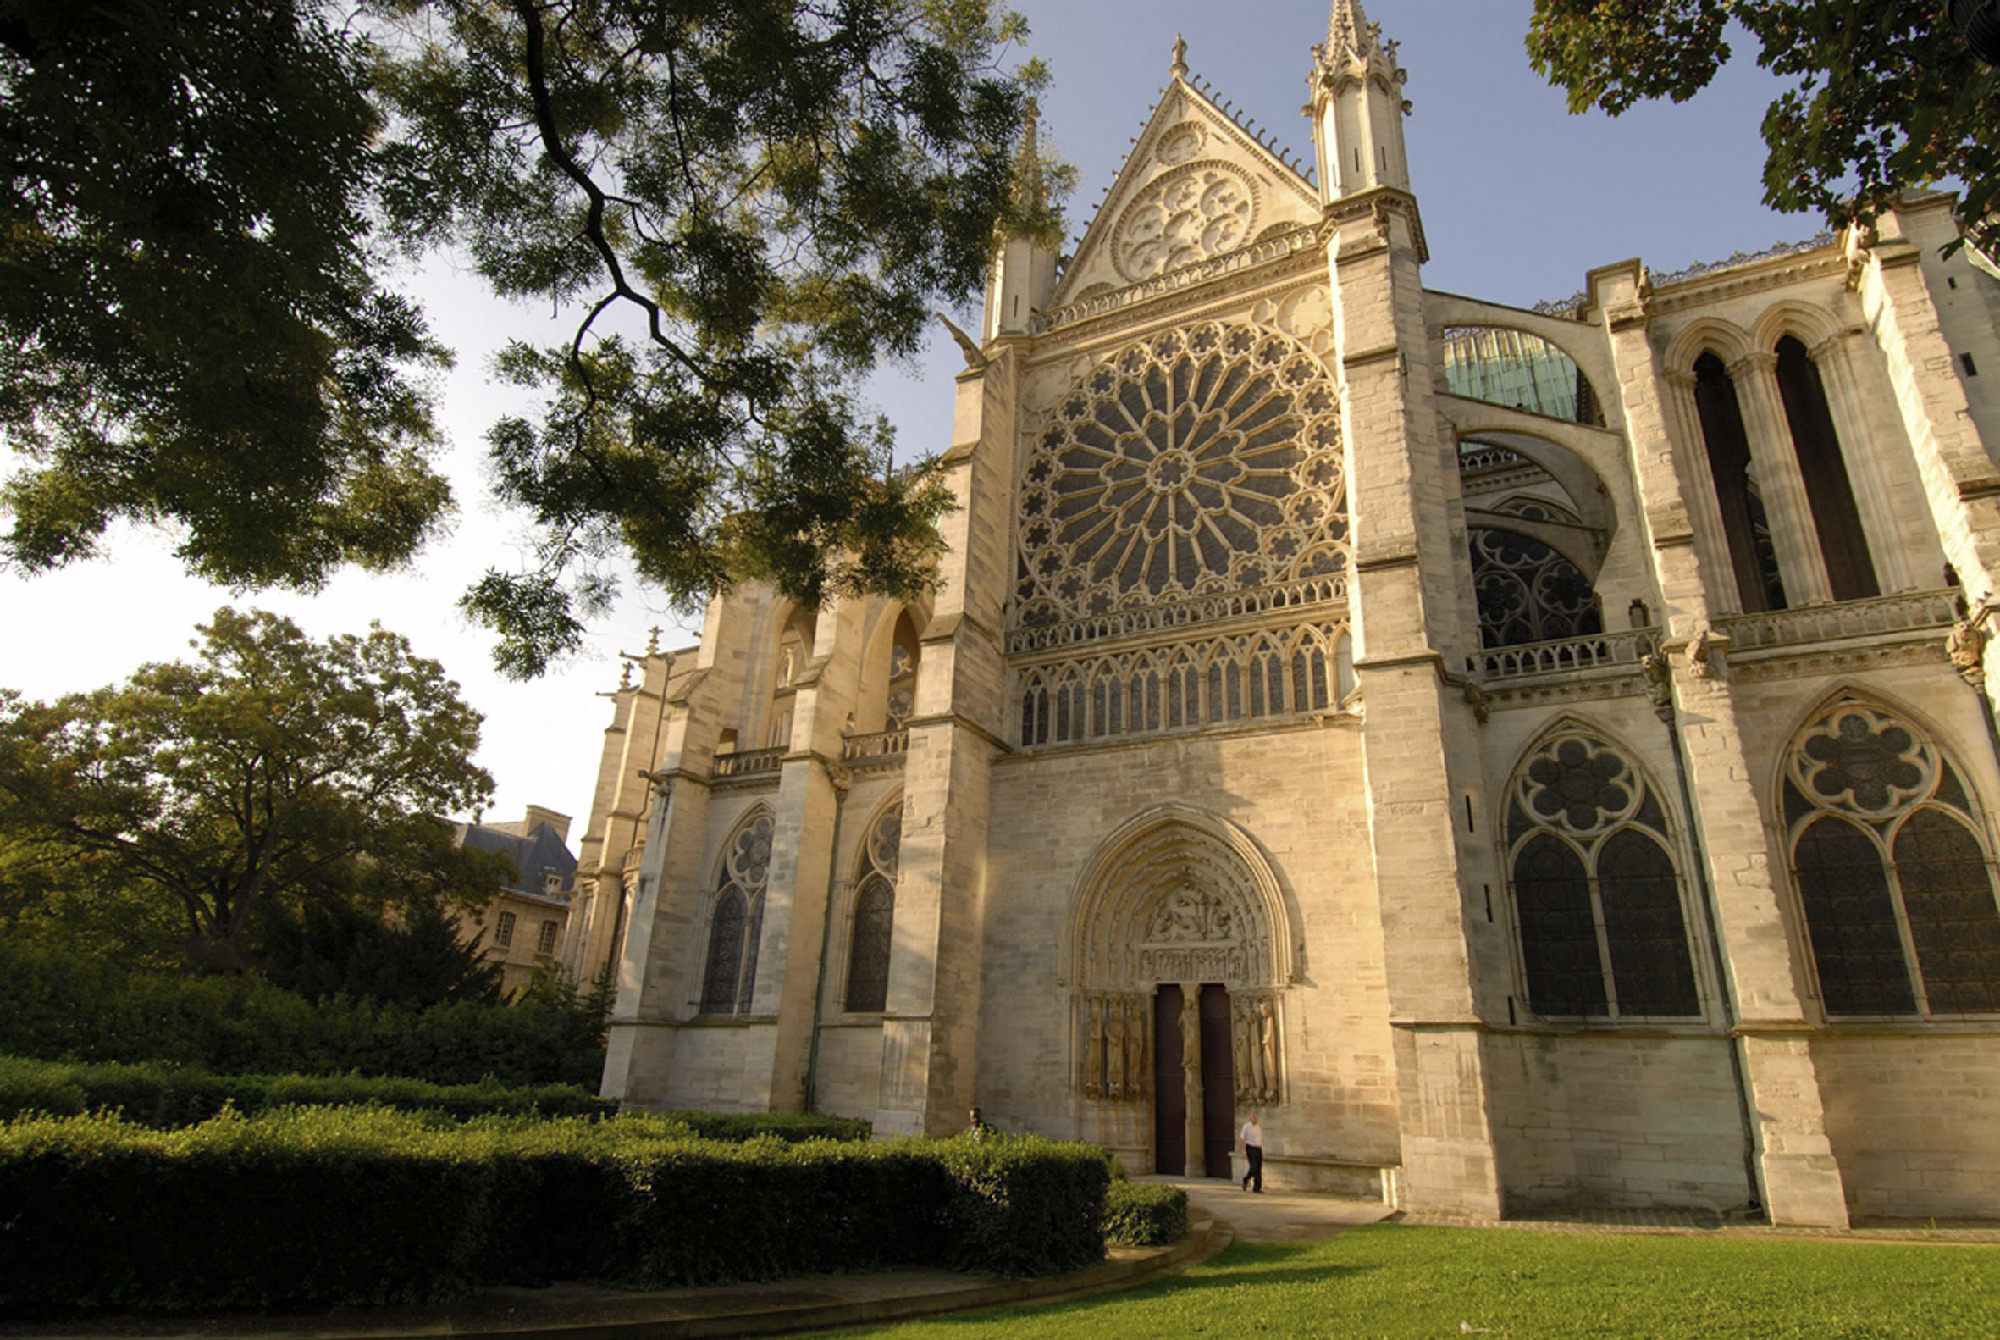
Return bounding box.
[1112,162,1258,282]
[1015,322,1346,627]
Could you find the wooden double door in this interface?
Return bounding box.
[1151,983,1235,1177]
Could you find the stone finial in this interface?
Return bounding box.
[645,625,661,656]
[1171,32,1189,80]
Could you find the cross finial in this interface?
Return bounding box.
[645,625,661,656]
[1171,33,1188,80]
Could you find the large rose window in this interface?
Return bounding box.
[1015,322,1346,626]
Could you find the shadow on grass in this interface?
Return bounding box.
[830,1241,1374,1336]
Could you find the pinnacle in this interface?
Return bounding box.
[1325,0,1371,62]
[1010,97,1046,215]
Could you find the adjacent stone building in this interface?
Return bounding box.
[457,805,576,996]
[565,2,2000,1225]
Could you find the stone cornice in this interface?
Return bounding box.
[1647,250,1848,316]
[1029,230,1328,347]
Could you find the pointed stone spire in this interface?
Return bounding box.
[984,96,1058,341]
[1325,0,1372,63]
[1171,33,1189,81]
[1309,0,1412,203]
[1010,97,1046,215]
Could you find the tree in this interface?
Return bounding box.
[1526,1,2000,259]
[0,1,453,589]
[2,1,1058,677]
[0,608,495,969]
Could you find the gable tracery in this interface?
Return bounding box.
[1014,319,1346,632]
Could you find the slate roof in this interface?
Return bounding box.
[457,820,578,898]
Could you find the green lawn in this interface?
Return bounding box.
[832,1224,2000,1339]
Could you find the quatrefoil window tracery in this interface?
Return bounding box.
[1787,704,1935,819]
[1015,322,1346,626]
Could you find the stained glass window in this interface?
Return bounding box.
[1507,732,1702,1020]
[1469,527,1603,649]
[1785,701,2000,1017]
[845,802,904,1013]
[699,812,775,1015]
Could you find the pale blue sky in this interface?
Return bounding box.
[0,1,1807,835]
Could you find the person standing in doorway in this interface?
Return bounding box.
[1239,1110,1263,1192]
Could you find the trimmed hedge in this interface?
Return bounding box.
[653,1109,870,1144]
[0,941,604,1086]
[0,1109,1110,1313]
[1104,1179,1189,1246]
[0,1056,610,1127]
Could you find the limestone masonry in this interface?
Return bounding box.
[560,2,2000,1225]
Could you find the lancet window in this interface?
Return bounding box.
[1505,732,1701,1019]
[1774,336,1878,602]
[1693,352,1787,613]
[699,811,775,1015]
[844,800,903,1013]
[1016,623,1347,748]
[1783,701,2000,1017]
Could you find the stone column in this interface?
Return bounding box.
[1180,983,1204,1175]
[1731,350,1833,606]
[1811,331,1919,593]
[872,349,1015,1137]
[1596,262,1850,1227]
[1853,215,2000,639]
[1331,188,1504,1220]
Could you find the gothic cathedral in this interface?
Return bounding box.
[561,3,2000,1225]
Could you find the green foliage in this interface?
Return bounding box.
[369,0,1054,675]
[0,0,451,588]
[0,1055,610,1127]
[2,1,1061,678]
[0,608,495,968]
[258,890,504,1009]
[1102,1180,1187,1247]
[0,1109,1109,1313]
[0,940,607,1087]
[932,1136,1110,1276]
[652,1109,872,1144]
[1527,1,2000,256]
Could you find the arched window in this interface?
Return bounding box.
[1289,634,1330,711]
[769,609,816,749]
[1693,353,1787,613]
[1468,526,1603,648]
[1506,732,1701,1019]
[844,801,903,1012]
[699,811,775,1015]
[1020,674,1049,747]
[1774,336,1878,602]
[885,615,920,731]
[1783,701,2000,1017]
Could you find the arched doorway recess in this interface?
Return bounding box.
[1064,805,1297,1176]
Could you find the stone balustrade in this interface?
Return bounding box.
[712,747,784,779]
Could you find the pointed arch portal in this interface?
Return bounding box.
[1065,806,1297,1176]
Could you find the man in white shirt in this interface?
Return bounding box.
[1239,1110,1264,1192]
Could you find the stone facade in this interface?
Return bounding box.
[457,805,576,996]
[569,2,2000,1226]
